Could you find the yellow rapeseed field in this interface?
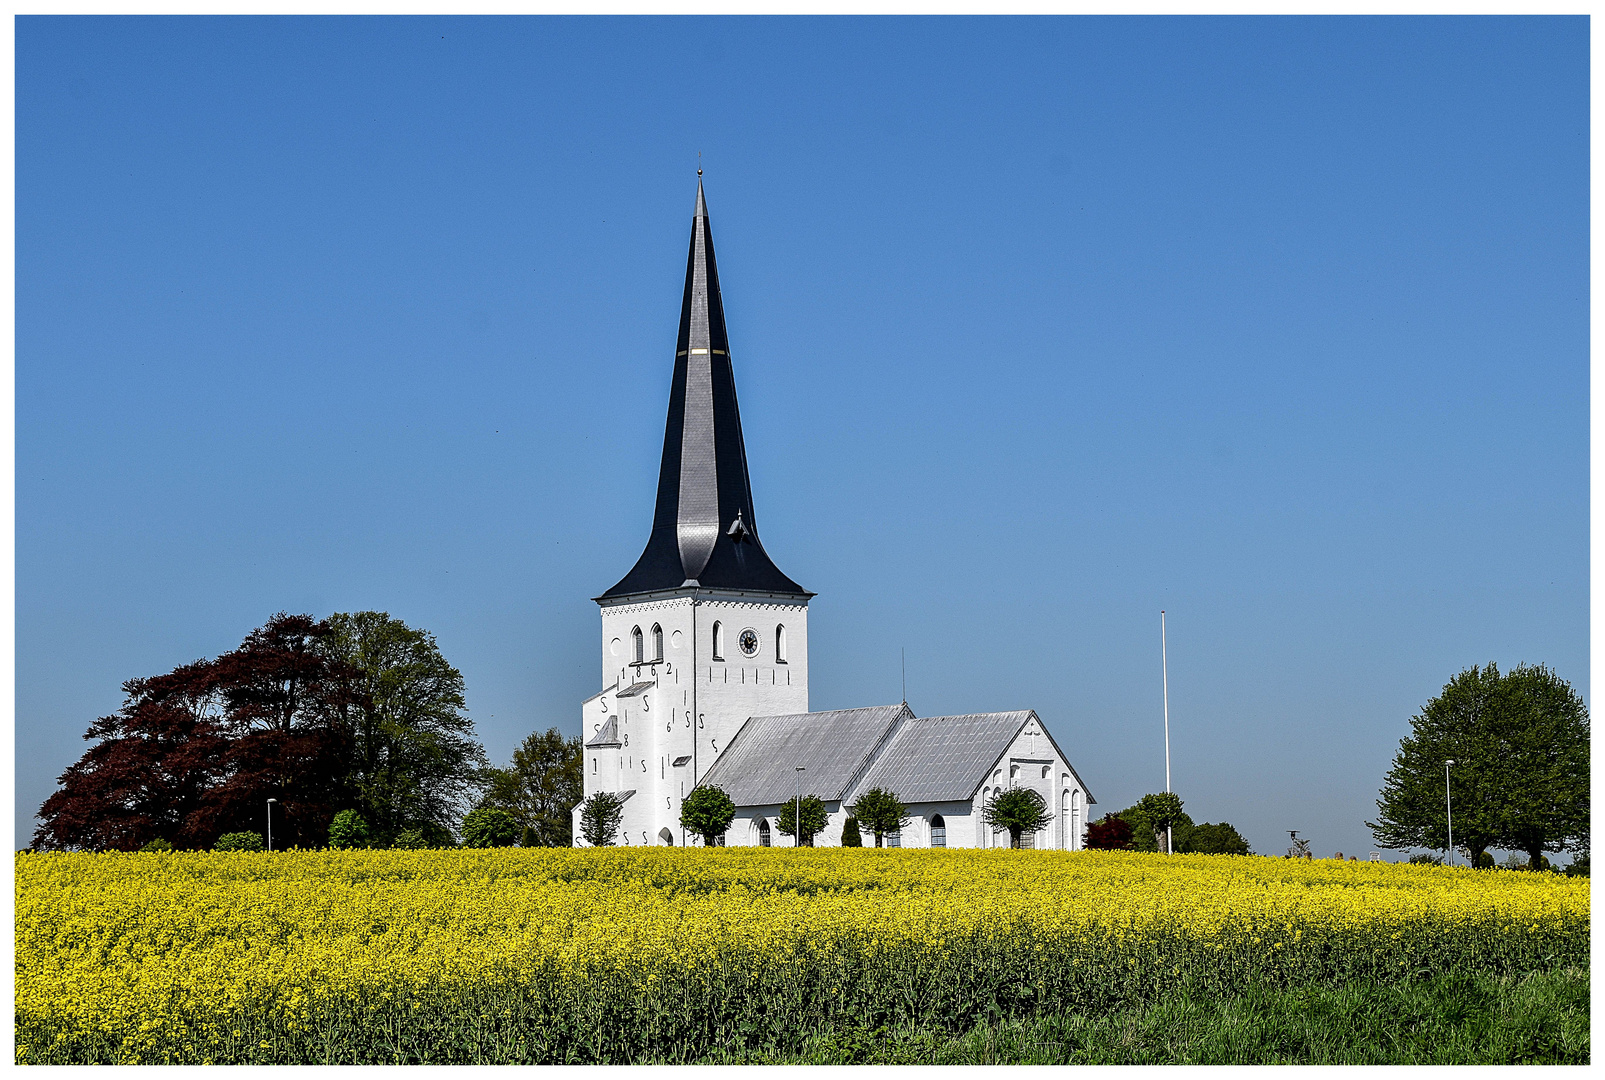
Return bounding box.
[15,848,1589,1064]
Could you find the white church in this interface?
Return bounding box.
[573,179,1095,849]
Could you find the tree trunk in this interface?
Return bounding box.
[874,834,883,848]
[1010,833,1021,849]
[1527,843,1545,871]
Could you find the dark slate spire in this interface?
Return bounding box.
[600,178,809,601]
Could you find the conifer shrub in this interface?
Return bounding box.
[842,816,863,847]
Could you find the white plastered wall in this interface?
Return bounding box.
[579,593,809,846]
[970,716,1091,850]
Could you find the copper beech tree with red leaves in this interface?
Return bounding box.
[1084,813,1136,851]
[35,614,361,851]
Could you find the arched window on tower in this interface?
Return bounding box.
[712,622,724,661]
[631,626,644,664]
[757,818,771,847]
[930,814,946,848]
[652,624,664,662]
[775,624,787,663]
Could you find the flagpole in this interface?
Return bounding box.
[1162,610,1172,855]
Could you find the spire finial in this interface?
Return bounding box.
[698,150,702,178]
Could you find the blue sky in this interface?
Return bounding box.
[17,16,1587,857]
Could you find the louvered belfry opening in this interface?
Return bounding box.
[600,179,809,601]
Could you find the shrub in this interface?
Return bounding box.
[213,832,264,853]
[461,808,519,849]
[1505,854,1553,872]
[328,810,370,851]
[391,828,431,850]
[1183,822,1252,856]
[841,816,863,847]
[139,839,173,853]
[1085,814,1134,851]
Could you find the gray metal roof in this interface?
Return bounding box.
[617,681,654,698]
[852,712,1035,803]
[586,715,621,747]
[697,704,912,806]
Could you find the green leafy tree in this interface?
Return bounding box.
[327,809,370,849]
[479,728,584,847]
[983,788,1054,848]
[319,612,489,848]
[1368,663,1589,870]
[460,808,519,848]
[1085,813,1134,850]
[848,787,909,848]
[776,795,828,846]
[214,831,264,852]
[1183,821,1252,855]
[1141,792,1189,853]
[1115,795,1193,854]
[579,791,624,847]
[139,838,173,853]
[841,816,863,847]
[1490,665,1591,870]
[680,785,736,847]
[391,827,431,850]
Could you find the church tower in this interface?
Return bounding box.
[577,177,812,847]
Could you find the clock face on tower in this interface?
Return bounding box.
[738,628,760,657]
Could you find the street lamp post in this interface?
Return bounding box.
[1443,760,1455,868]
[267,798,278,852]
[795,767,805,848]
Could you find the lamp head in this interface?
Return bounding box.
[267,797,278,803]
[1445,760,1455,767]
